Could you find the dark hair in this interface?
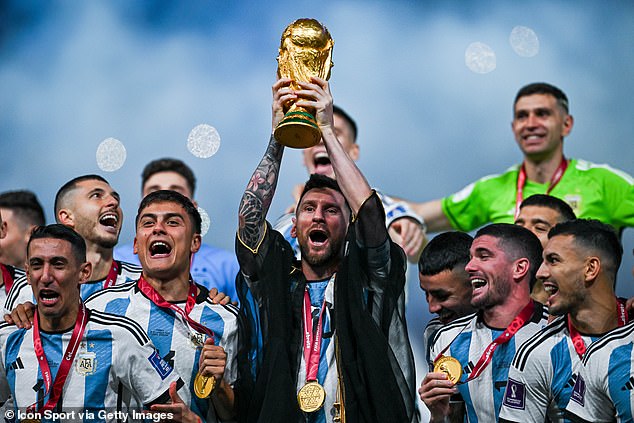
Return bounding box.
[27,224,87,264]
[333,105,358,143]
[519,194,576,222]
[514,82,569,114]
[549,219,622,278]
[54,174,109,216]
[475,223,543,288]
[136,190,201,234]
[0,190,45,227]
[142,158,196,196]
[419,231,473,276]
[297,174,345,208]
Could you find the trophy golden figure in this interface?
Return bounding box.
[274,18,334,148]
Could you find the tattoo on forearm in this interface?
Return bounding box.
[238,137,283,247]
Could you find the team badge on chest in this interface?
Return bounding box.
[75,351,97,376]
[189,331,206,348]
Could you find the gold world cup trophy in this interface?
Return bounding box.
[274,18,334,148]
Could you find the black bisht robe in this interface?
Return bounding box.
[235,193,418,423]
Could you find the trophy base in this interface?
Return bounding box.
[274,111,321,148]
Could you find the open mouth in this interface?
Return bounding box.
[543,283,559,297]
[308,229,328,246]
[99,212,119,228]
[149,241,172,257]
[39,289,60,306]
[471,278,487,289]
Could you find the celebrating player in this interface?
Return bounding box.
[499,219,627,422]
[86,190,238,422]
[234,76,417,422]
[420,223,548,422]
[0,224,181,416]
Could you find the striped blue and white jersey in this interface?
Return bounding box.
[564,320,634,423]
[428,303,549,423]
[85,281,239,422]
[423,317,443,365]
[0,265,25,307]
[0,309,178,419]
[3,260,142,313]
[499,315,597,423]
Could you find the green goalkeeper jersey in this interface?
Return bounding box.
[441,158,633,232]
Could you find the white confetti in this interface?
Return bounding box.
[198,206,211,237]
[465,42,496,74]
[510,26,539,57]
[187,124,221,158]
[96,137,127,172]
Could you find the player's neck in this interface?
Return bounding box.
[143,273,192,302]
[38,302,80,333]
[523,149,565,184]
[301,256,340,281]
[483,295,532,329]
[570,291,619,335]
[86,244,114,282]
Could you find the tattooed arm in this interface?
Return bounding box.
[237,78,297,250]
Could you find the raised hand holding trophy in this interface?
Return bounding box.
[274,18,334,148]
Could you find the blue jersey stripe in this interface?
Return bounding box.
[454,331,475,422]
[609,343,633,421]
[82,329,113,413]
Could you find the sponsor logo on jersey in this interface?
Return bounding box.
[148,350,173,380]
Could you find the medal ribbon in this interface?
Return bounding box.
[103,260,119,289]
[0,264,13,294]
[435,300,536,383]
[137,276,214,339]
[29,302,89,412]
[514,156,568,219]
[302,288,326,383]
[568,298,628,357]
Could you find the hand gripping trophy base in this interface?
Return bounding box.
[274,108,321,148]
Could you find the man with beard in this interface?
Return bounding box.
[273,105,427,263]
[234,77,417,423]
[499,219,626,423]
[420,223,548,422]
[418,231,475,364]
[4,175,142,312]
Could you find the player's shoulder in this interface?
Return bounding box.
[87,308,151,346]
[4,274,32,311]
[572,158,634,184]
[85,280,138,304]
[199,294,240,319]
[512,315,567,370]
[582,319,634,364]
[117,260,143,277]
[430,312,476,346]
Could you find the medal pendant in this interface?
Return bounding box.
[297,380,326,413]
[433,355,463,384]
[193,372,216,398]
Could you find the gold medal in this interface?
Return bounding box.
[297,380,326,413]
[433,356,463,384]
[193,372,216,398]
[22,420,40,423]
